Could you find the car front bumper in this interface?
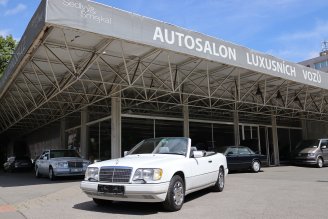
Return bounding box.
[53,168,87,176]
[80,181,170,202]
[293,158,317,165]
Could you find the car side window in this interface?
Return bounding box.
[238,147,251,155]
[226,148,238,156]
[320,140,328,148]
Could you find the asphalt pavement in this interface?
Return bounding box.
[1,166,328,219]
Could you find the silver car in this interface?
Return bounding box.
[293,139,328,168]
[35,149,90,180]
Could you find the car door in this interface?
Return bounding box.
[237,147,254,169]
[38,152,50,174]
[225,147,239,170]
[319,140,328,162]
[188,151,217,190]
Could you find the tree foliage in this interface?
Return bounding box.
[0,35,17,78]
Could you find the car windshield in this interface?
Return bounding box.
[296,140,320,149]
[217,147,229,154]
[50,150,81,158]
[128,138,188,156]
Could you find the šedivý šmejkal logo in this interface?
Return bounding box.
[62,0,112,24]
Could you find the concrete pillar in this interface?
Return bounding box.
[301,119,308,140]
[80,108,88,159]
[60,118,66,148]
[111,90,122,159]
[233,104,240,146]
[183,104,189,138]
[271,115,279,165]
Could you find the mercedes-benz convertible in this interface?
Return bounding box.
[80,137,228,211]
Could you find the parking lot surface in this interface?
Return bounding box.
[1,166,328,219]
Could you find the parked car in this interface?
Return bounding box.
[3,156,33,172]
[34,149,91,180]
[218,146,267,173]
[80,137,228,211]
[292,139,328,168]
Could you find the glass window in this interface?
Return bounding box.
[320,140,328,147]
[314,60,328,69]
[238,147,252,155]
[226,147,238,155]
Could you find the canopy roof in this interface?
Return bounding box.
[0,0,327,135]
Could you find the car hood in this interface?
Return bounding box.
[90,154,185,168]
[296,148,318,154]
[50,157,88,162]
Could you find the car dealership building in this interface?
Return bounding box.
[1,0,328,166]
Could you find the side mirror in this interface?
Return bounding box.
[192,151,204,158]
[124,151,129,157]
[322,145,327,149]
[43,156,48,160]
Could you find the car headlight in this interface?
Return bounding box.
[132,168,163,183]
[56,162,68,168]
[308,153,315,157]
[85,167,99,181]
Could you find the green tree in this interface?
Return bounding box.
[0,35,17,78]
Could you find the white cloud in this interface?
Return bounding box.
[0,29,10,36]
[5,3,27,16]
[269,20,328,62]
[0,0,8,6]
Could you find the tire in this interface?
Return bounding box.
[212,166,224,192]
[252,160,261,173]
[93,198,112,206]
[49,167,56,180]
[316,157,323,168]
[35,166,41,178]
[163,175,185,212]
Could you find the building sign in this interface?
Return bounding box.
[2,0,327,98]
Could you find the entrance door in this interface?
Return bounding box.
[259,127,276,166]
[239,125,260,153]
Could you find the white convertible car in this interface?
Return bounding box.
[80,137,228,211]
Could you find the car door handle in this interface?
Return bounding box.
[208,160,212,163]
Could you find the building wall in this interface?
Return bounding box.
[304,120,328,139]
[25,123,63,159]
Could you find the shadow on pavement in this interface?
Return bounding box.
[0,170,83,187]
[73,187,212,215]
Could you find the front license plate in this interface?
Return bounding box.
[98,184,125,195]
[71,168,82,172]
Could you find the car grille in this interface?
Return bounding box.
[68,161,83,168]
[99,166,132,183]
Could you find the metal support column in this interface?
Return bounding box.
[301,119,308,140]
[271,115,279,165]
[183,104,189,138]
[234,104,240,146]
[111,90,122,159]
[80,107,88,159]
[60,118,66,148]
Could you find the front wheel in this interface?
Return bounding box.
[212,166,224,192]
[317,157,323,168]
[49,167,56,180]
[35,166,41,178]
[252,160,261,173]
[163,175,185,212]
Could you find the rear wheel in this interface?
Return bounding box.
[49,167,55,180]
[163,175,185,211]
[252,160,261,173]
[212,167,224,192]
[317,157,323,168]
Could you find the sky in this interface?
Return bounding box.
[0,0,328,63]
